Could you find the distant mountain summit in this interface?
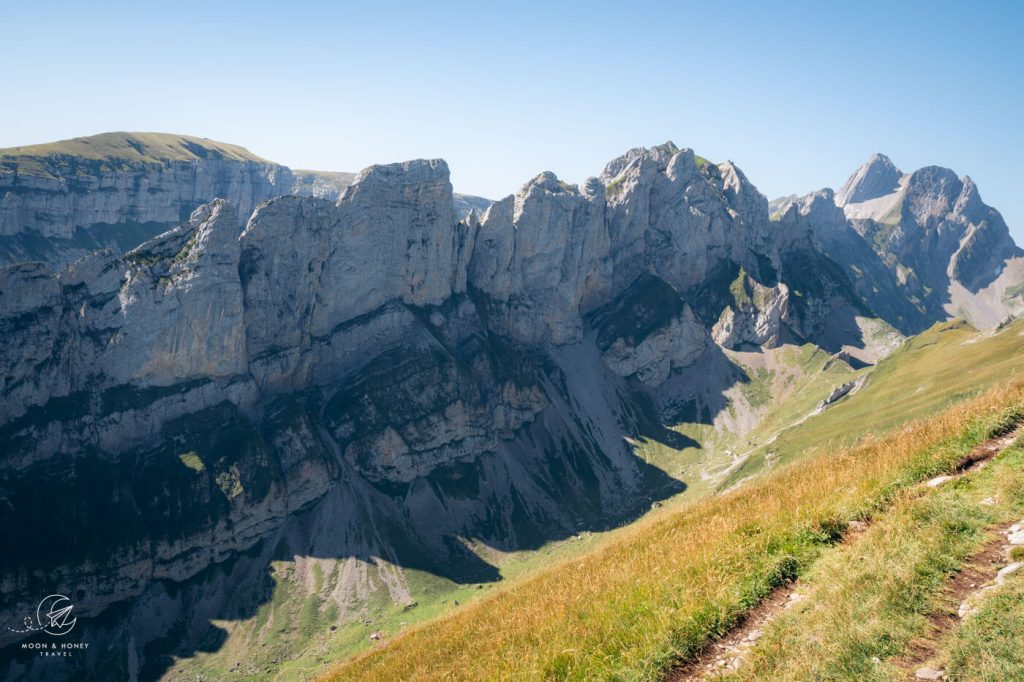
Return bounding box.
[1,131,273,164]
[837,154,1021,289]
[835,152,902,205]
[774,153,1023,331]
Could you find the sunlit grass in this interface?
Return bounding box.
[732,444,1024,680]
[323,380,1024,681]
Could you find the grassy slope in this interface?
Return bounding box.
[641,341,868,497]
[734,440,1024,680]
[724,319,1024,486]
[177,320,1024,680]
[0,131,271,177]
[323,369,1024,681]
[174,535,613,681]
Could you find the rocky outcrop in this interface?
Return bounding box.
[590,275,709,385]
[814,377,863,413]
[711,277,790,349]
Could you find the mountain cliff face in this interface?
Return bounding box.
[0,133,297,266]
[774,154,1024,332]
[0,138,1019,679]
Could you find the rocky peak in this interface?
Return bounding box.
[136,199,240,268]
[953,176,985,219]
[341,158,454,212]
[827,153,1022,318]
[600,141,680,182]
[580,176,606,200]
[782,188,842,221]
[903,165,963,225]
[775,189,847,245]
[836,153,903,206]
[719,160,770,225]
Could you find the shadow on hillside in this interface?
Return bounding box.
[0,370,692,681]
[659,343,743,426]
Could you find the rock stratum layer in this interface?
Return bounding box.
[0,137,1020,679]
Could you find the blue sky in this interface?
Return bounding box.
[4,0,1022,240]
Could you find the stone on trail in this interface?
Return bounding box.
[996,562,1023,585]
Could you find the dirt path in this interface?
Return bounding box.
[895,522,1016,680]
[664,424,1023,682]
[898,507,1024,680]
[663,582,797,680]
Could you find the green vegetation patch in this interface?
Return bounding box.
[178,451,205,473]
[740,367,774,409]
[1,131,271,180]
[945,566,1024,681]
[605,175,626,197]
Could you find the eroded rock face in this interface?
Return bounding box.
[590,275,709,385]
[712,279,790,349]
[0,156,289,240]
[469,172,609,345]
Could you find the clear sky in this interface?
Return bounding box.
[4,0,1022,241]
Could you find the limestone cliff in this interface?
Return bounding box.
[0,133,492,268]
[0,133,294,266]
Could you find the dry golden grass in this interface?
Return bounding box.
[322,381,1024,681]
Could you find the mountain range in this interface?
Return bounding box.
[0,132,1021,680]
